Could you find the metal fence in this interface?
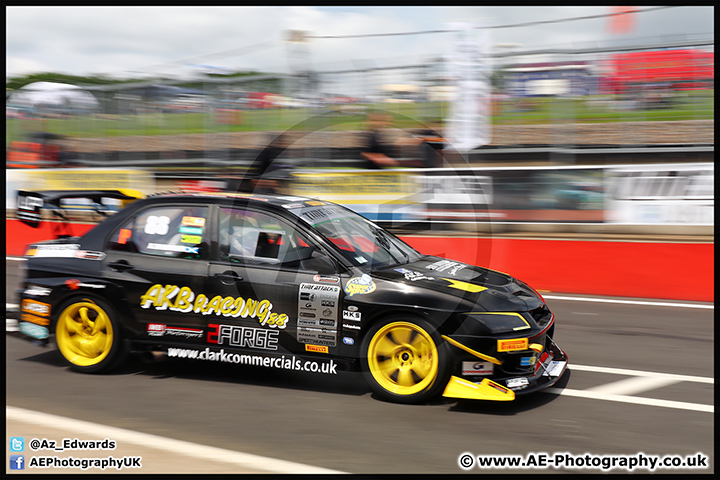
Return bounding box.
[6,37,714,169]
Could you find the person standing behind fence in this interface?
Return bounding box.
[249,133,292,193]
[360,113,430,169]
[360,113,401,169]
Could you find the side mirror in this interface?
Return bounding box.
[304,250,337,275]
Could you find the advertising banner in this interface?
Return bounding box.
[413,171,495,221]
[5,168,155,210]
[444,22,492,152]
[605,163,714,225]
[290,170,420,222]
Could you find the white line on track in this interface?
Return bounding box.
[570,364,714,384]
[544,364,714,413]
[544,387,713,413]
[6,406,345,474]
[543,294,713,309]
[586,376,680,396]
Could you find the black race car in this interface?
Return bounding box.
[15,191,567,404]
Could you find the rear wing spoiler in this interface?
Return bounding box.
[16,189,145,229]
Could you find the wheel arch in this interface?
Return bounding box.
[357,304,455,346]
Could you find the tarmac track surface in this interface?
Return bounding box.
[5,259,714,474]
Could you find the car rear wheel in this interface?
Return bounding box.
[55,297,124,373]
[361,317,450,404]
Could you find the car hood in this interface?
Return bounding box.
[371,256,544,312]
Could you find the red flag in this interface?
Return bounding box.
[608,6,637,34]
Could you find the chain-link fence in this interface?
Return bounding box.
[6,37,714,170]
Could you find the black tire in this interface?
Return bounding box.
[54,297,126,373]
[361,316,451,404]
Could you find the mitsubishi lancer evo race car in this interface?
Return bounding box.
[14,191,568,404]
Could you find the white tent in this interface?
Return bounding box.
[7,81,100,110]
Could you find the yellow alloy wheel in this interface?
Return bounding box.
[56,301,114,367]
[367,321,439,396]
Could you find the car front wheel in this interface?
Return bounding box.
[361,317,450,404]
[55,297,125,373]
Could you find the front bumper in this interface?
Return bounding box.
[442,335,568,401]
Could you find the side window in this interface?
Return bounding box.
[107,205,208,259]
[219,208,323,269]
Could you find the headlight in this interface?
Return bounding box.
[461,311,532,334]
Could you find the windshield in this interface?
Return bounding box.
[288,202,421,269]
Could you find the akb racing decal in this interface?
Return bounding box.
[140,284,288,328]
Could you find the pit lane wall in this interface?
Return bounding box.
[5,165,714,302]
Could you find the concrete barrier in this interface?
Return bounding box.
[402,236,713,303]
[6,219,713,302]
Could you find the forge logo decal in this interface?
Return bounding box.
[140,284,288,329]
[207,324,279,350]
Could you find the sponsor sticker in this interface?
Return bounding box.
[147,243,199,254]
[426,259,467,276]
[544,360,567,377]
[396,269,434,282]
[497,338,528,352]
[313,275,339,284]
[342,337,355,345]
[342,310,361,321]
[506,377,530,389]
[19,322,49,340]
[297,327,337,347]
[297,284,339,345]
[147,323,203,339]
[181,216,206,227]
[305,344,329,354]
[21,313,50,326]
[344,274,376,297]
[17,192,43,227]
[147,324,166,336]
[117,228,132,244]
[21,299,50,317]
[23,285,52,296]
[180,235,202,244]
[27,244,80,258]
[178,226,203,235]
[520,356,536,366]
[208,324,279,350]
[461,361,493,375]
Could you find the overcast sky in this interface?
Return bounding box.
[6,6,714,80]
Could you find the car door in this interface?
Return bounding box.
[103,202,211,342]
[206,205,343,357]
